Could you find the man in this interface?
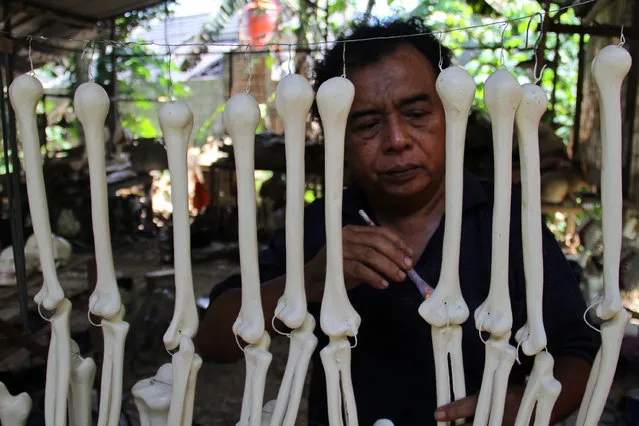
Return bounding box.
[197,17,600,425]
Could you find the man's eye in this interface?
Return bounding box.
[405,110,427,119]
[354,120,379,131]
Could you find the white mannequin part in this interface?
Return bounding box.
[319,336,358,426]
[75,82,122,320]
[224,94,266,345]
[181,353,203,426]
[273,74,314,330]
[576,308,630,426]
[238,332,273,426]
[474,70,523,338]
[68,340,97,426]
[419,66,475,328]
[167,335,200,426]
[514,83,549,356]
[270,314,318,426]
[514,351,556,426]
[96,308,130,426]
[0,382,32,426]
[158,101,199,350]
[432,326,466,426]
[473,333,517,426]
[132,363,173,426]
[591,45,632,321]
[44,298,72,426]
[9,74,65,310]
[317,77,361,337]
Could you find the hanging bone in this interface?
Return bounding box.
[68,340,97,426]
[574,43,633,426]
[514,83,549,356]
[269,74,318,426]
[10,74,73,426]
[418,66,475,420]
[472,70,522,426]
[514,351,561,426]
[157,100,203,426]
[592,44,632,321]
[224,93,273,426]
[317,76,361,426]
[75,82,130,426]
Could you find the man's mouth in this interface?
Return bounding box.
[379,165,422,182]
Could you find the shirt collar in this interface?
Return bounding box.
[343,170,489,223]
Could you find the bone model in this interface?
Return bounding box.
[9,74,74,426]
[472,69,522,426]
[514,351,561,426]
[0,382,31,426]
[68,340,97,426]
[418,66,475,419]
[75,82,130,426]
[592,44,631,321]
[224,93,273,426]
[514,83,549,356]
[575,44,632,426]
[317,76,361,426]
[269,74,318,426]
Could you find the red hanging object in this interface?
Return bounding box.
[239,0,281,47]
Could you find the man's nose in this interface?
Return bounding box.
[383,114,412,152]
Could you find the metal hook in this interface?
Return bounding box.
[341,41,346,78]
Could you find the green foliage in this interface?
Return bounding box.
[405,0,581,145]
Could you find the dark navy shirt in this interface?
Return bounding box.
[208,171,600,426]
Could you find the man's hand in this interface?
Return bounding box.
[305,225,413,301]
[433,385,525,425]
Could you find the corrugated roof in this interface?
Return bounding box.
[0,0,166,72]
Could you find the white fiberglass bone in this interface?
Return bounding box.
[514,351,557,426]
[68,340,97,426]
[74,82,122,320]
[0,381,31,426]
[533,377,561,426]
[432,326,466,426]
[317,77,361,337]
[43,298,72,426]
[167,335,201,426]
[132,363,173,426]
[273,74,314,330]
[418,66,475,328]
[0,389,30,426]
[576,308,630,426]
[320,336,358,426]
[514,83,549,356]
[238,333,273,426]
[158,101,199,350]
[181,353,203,426]
[96,308,130,426]
[591,44,632,321]
[223,94,265,345]
[270,314,318,426]
[9,74,65,310]
[473,333,517,426]
[474,70,523,338]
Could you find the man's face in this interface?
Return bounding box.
[345,44,446,203]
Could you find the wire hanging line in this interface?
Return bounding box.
[1,0,597,55]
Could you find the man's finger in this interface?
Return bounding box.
[343,259,388,290]
[434,395,478,422]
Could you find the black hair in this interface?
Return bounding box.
[312,16,453,108]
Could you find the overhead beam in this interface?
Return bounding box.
[548,21,636,39]
[9,1,96,26]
